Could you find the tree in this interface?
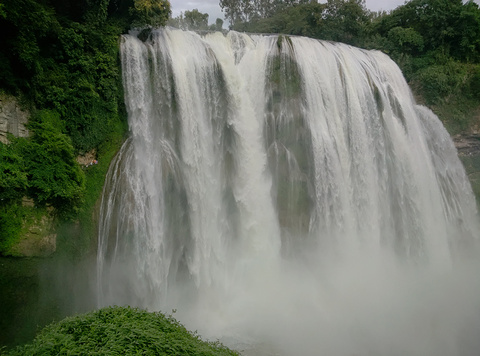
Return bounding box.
[387,26,424,55]
[232,2,325,36]
[130,0,171,27]
[167,12,184,28]
[209,17,224,31]
[220,0,251,26]
[228,0,369,44]
[374,0,479,60]
[184,9,209,30]
[319,0,369,45]
[215,17,224,31]
[455,1,480,62]
[220,0,311,28]
[169,9,210,30]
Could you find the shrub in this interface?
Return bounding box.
[469,65,480,100]
[415,59,467,105]
[0,203,24,254]
[6,306,239,356]
[387,26,424,55]
[21,110,85,219]
[0,142,27,203]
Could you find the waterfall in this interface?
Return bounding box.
[97,28,480,356]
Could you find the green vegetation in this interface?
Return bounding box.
[0,138,46,254]
[4,306,239,356]
[131,0,171,28]
[0,142,27,204]
[21,111,86,218]
[220,0,311,26]
[0,0,170,256]
[168,9,224,31]
[0,205,25,253]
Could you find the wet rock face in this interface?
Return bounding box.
[0,94,29,144]
[9,211,57,257]
[10,231,57,257]
[453,134,480,157]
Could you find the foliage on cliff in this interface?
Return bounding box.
[0,0,170,255]
[5,306,239,356]
[0,110,84,248]
[0,0,171,149]
[21,111,86,216]
[0,143,27,204]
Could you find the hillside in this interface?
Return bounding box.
[0,0,170,257]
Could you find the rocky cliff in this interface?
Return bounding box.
[0,93,29,143]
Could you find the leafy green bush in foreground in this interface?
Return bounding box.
[5,306,239,356]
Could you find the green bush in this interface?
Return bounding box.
[0,142,27,203]
[415,59,467,105]
[6,306,239,356]
[0,141,28,254]
[387,26,424,55]
[469,65,480,100]
[21,110,86,219]
[0,0,167,254]
[1,0,127,153]
[0,203,24,254]
[30,21,124,153]
[417,65,452,104]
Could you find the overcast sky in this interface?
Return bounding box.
[170,0,480,25]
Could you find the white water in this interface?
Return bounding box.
[97,28,480,355]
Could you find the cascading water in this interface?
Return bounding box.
[97,28,480,355]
